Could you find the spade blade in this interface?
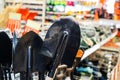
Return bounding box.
[0,31,12,67]
[13,31,47,73]
[45,18,81,68]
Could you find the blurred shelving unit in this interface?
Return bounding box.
[81,30,118,60]
[5,0,46,27]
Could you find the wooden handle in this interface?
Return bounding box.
[45,76,53,80]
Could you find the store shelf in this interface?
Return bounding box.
[46,11,94,20]
[81,31,118,60]
[100,47,119,53]
[46,12,66,15]
[5,0,44,4]
[5,0,46,27]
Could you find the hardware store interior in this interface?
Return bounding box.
[0,0,120,80]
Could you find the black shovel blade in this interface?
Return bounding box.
[13,31,50,73]
[44,18,81,68]
[0,31,12,67]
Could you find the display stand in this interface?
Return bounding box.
[81,30,118,60]
[100,47,119,80]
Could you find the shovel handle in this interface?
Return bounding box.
[45,76,53,80]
